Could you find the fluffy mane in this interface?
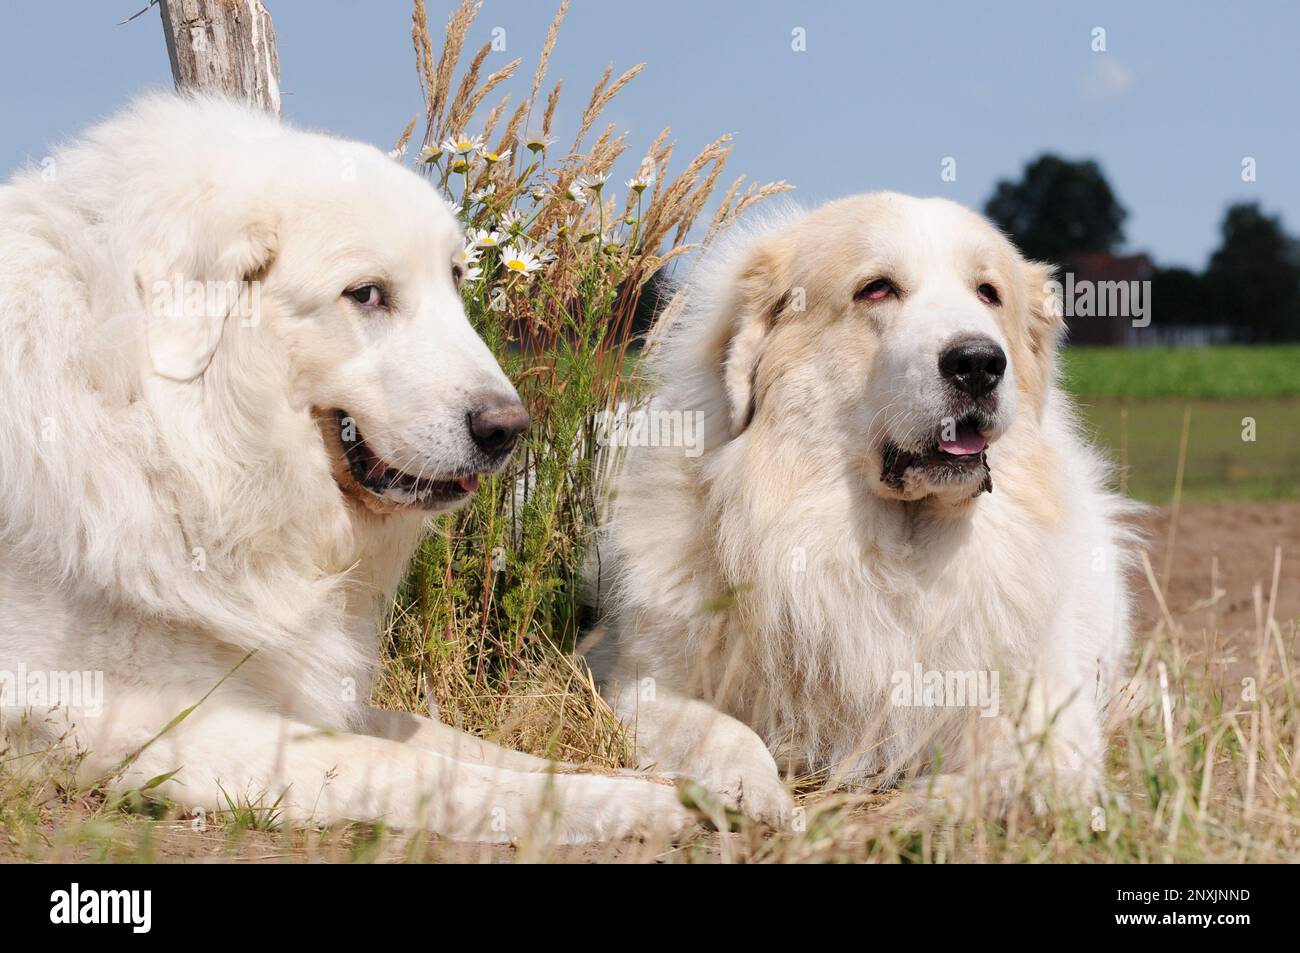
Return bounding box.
[595,197,1139,780]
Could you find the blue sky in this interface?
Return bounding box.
[2,0,1296,269]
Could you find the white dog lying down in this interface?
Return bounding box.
[0,96,687,843]
[589,194,1136,823]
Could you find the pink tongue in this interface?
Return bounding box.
[456,474,480,493]
[939,428,988,456]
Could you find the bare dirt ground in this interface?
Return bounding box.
[1135,502,1299,638]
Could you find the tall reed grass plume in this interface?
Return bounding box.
[377,0,791,760]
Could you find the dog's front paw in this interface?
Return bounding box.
[717,767,795,829]
[574,775,695,844]
[677,748,794,829]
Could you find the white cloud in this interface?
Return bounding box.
[1082,57,1134,102]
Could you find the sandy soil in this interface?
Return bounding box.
[1135,502,1299,638]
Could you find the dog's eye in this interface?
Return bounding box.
[451,263,465,289]
[345,285,386,308]
[977,283,1001,306]
[855,278,896,302]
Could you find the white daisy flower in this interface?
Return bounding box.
[418,144,442,164]
[468,184,496,204]
[581,172,608,193]
[461,264,483,285]
[524,133,557,153]
[565,181,587,205]
[625,171,653,193]
[441,134,483,155]
[453,243,481,267]
[499,244,543,279]
[471,228,504,249]
[478,145,512,164]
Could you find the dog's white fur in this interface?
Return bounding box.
[0,96,687,843]
[590,194,1136,822]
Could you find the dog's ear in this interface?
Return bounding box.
[720,245,790,437]
[137,211,277,382]
[1012,259,1063,414]
[1021,259,1063,353]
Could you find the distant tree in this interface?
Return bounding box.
[1205,203,1300,342]
[628,268,674,343]
[985,155,1127,262]
[1150,266,1209,327]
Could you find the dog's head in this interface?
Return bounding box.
[134,106,526,516]
[709,192,1060,505]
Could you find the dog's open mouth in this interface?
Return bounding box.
[881,415,994,496]
[336,410,479,509]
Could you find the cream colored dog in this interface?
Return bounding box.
[0,96,687,843]
[589,194,1136,823]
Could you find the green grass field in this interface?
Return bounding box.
[1061,345,1300,400]
[1062,346,1300,504]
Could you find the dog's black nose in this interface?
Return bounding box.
[468,395,529,455]
[938,336,1007,398]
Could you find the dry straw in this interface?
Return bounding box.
[385,0,793,782]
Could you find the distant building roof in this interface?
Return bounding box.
[1060,251,1154,345]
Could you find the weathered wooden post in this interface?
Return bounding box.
[158,0,281,115]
